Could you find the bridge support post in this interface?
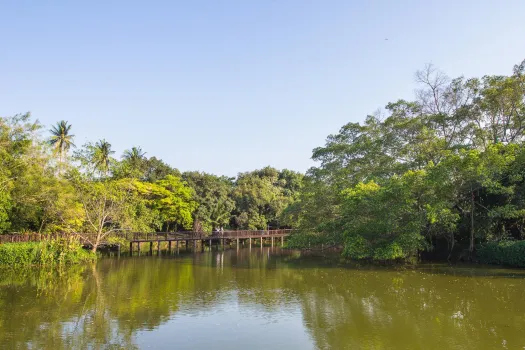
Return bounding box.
[193,239,197,252]
[177,241,180,254]
[209,238,212,251]
[138,242,141,255]
[157,240,160,255]
[149,242,153,255]
[249,237,252,246]
[281,236,284,247]
[221,238,224,250]
[236,238,239,247]
[271,236,274,247]
[260,237,263,248]
[168,241,172,254]
[129,242,133,256]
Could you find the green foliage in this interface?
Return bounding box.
[477,241,525,267]
[0,238,95,267]
[0,113,77,233]
[132,175,197,231]
[68,173,162,249]
[48,120,75,174]
[0,190,12,232]
[232,166,303,229]
[340,175,428,261]
[290,58,525,263]
[182,171,235,231]
[0,243,36,266]
[113,154,180,182]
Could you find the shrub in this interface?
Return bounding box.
[476,241,525,268]
[0,237,96,267]
[0,243,37,266]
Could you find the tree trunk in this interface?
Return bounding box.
[193,219,201,232]
[447,232,455,262]
[58,149,63,176]
[92,232,101,252]
[469,190,475,257]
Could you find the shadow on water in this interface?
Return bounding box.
[1,248,525,349]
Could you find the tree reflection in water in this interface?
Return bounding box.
[1,249,525,349]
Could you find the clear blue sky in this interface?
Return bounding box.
[1,1,524,176]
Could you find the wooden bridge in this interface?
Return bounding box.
[128,229,294,256]
[0,230,295,255]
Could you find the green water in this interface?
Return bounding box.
[1,248,525,349]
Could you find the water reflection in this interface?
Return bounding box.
[1,248,525,349]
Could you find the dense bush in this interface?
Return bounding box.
[476,241,525,268]
[0,238,96,267]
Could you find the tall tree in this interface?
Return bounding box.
[132,175,197,231]
[91,139,115,176]
[122,146,146,163]
[118,146,147,179]
[70,173,140,251]
[49,120,75,174]
[231,167,303,230]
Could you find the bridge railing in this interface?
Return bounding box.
[0,229,296,244]
[127,229,295,241]
[215,229,294,238]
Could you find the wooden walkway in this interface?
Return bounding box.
[0,230,295,254]
[129,229,294,255]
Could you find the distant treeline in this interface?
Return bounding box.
[0,116,302,250]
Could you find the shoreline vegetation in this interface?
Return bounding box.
[0,238,95,267]
[1,59,525,268]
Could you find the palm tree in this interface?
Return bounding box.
[122,146,146,164]
[122,146,147,178]
[91,139,115,175]
[49,120,75,174]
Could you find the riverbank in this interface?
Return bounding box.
[0,238,96,267]
[2,235,525,270]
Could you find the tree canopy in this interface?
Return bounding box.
[288,59,525,262]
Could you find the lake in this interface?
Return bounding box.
[1,247,525,349]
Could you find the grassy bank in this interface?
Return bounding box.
[0,238,96,267]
